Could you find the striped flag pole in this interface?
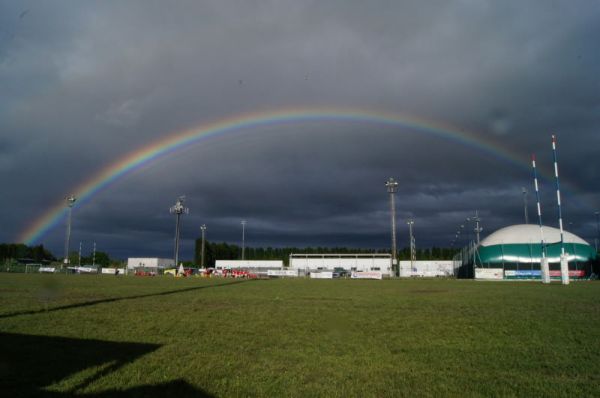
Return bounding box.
[551,134,569,285]
[532,154,550,283]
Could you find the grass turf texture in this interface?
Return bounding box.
[1,274,599,397]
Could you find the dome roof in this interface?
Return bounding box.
[480,224,589,247]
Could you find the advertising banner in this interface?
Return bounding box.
[101,268,124,275]
[504,270,541,279]
[267,270,298,277]
[77,267,98,273]
[310,272,333,279]
[351,271,383,280]
[39,267,56,273]
[475,268,504,280]
[504,269,585,279]
[549,270,585,278]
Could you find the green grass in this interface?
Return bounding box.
[1,274,599,397]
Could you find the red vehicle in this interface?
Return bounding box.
[134,268,156,277]
[181,268,195,277]
[218,269,255,278]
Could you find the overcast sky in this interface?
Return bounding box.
[1,0,599,260]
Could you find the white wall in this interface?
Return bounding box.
[289,254,392,274]
[398,260,454,277]
[127,258,175,270]
[215,260,284,269]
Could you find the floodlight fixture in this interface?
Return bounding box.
[386,177,399,194]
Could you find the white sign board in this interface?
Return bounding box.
[351,271,383,280]
[39,267,56,273]
[475,268,504,280]
[78,267,98,273]
[398,261,454,277]
[101,268,125,275]
[267,270,298,277]
[310,271,333,279]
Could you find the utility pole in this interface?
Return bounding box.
[386,177,399,277]
[472,210,482,246]
[407,219,415,273]
[241,220,247,260]
[466,212,482,246]
[464,213,481,278]
[200,224,207,268]
[78,241,82,267]
[64,195,77,267]
[595,211,599,254]
[92,241,96,267]
[170,196,189,267]
[522,187,529,224]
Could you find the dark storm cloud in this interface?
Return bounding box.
[1,0,599,259]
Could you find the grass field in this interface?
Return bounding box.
[1,274,599,397]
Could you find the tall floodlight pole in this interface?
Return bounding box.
[466,213,480,276]
[532,154,550,283]
[522,187,529,224]
[457,223,467,276]
[407,220,415,273]
[386,177,399,277]
[472,210,482,246]
[595,211,599,254]
[200,224,207,268]
[63,195,77,267]
[170,196,189,268]
[552,135,569,285]
[241,220,247,260]
[78,242,82,267]
[92,242,96,267]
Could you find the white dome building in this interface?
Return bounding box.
[461,224,596,279]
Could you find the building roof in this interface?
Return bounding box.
[480,224,589,247]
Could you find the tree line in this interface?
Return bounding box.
[0,243,55,263]
[0,243,118,267]
[1,242,460,268]
[193,240,459,267]
[66,250,113,267]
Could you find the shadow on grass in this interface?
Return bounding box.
[0,332,213,397]
[0,279,252,320]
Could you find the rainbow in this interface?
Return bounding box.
[19,106,556,245]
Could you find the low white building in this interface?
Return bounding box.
[214,260,284,274]
[127,257,175,271]
[289,253,393,276]
[398,260,454,277]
